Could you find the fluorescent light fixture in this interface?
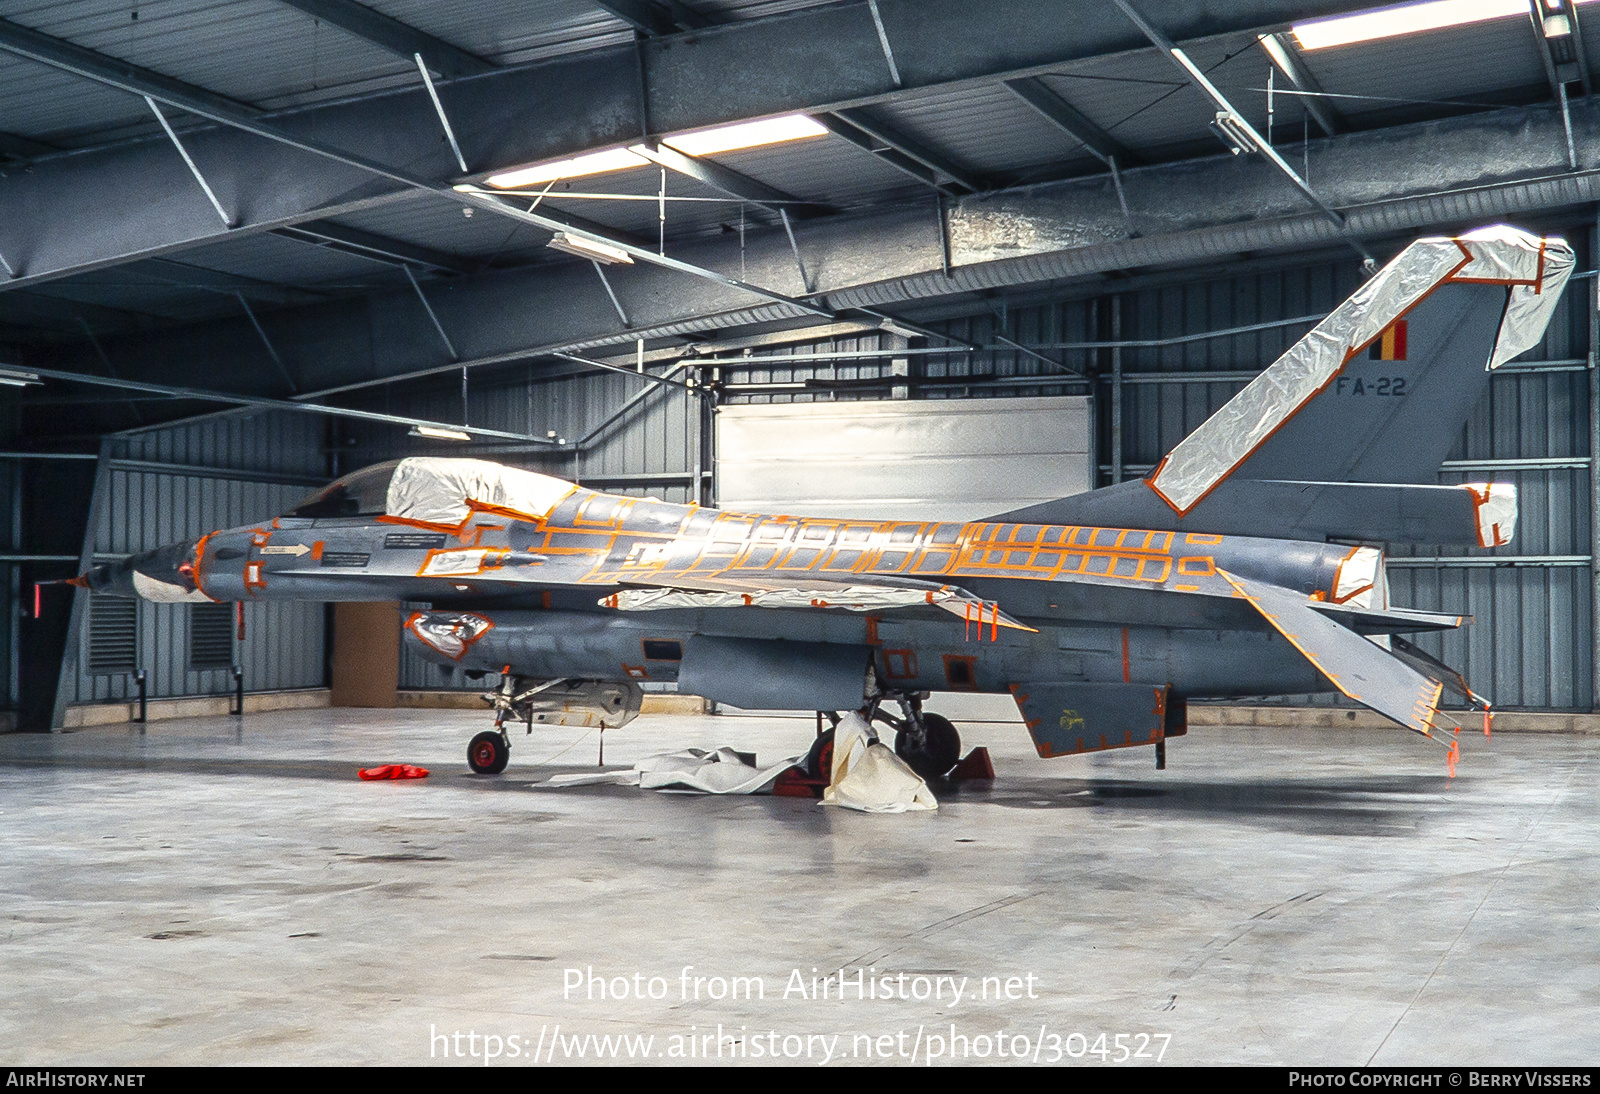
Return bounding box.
[0,368,41,388]
[661,114,828,157]
[409,425,472,442]
[1209,110,1260,155]
[1293,0,1596,50]
[1544,11,1573,35]
[546,232,634,265]
[485,147,648,188]
[474,114,826,190]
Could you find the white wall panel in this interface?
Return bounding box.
[715,396,1090,520]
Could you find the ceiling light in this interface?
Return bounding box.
[1209,110,1261,155]
[1543,11,1573,35]
[0,367,41,388]
[485,147,648,188]
[546,232,634,265]
[1291,0,1594,50]
[409,425,472,442]
[660,114,828,157]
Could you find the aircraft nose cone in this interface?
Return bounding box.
[82,540,205,602]
[80,557,136,597]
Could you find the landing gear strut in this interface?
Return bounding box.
[863,694,962,781]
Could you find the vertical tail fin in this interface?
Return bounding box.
[1146,225,1573,515]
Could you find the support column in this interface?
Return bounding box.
[49,438,114,730]
[1111,294,1124,485]
[1589,222,1599,711]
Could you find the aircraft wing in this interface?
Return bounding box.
[1218,569,1449,738]
[601,576,1040,633]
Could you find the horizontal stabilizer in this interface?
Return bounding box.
[990,478,1516,547]
[1309,602,1467,635]
[1389,634,1487,709]
[1219,570,1444,737]
[1009,681,1185,758]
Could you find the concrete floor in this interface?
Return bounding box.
[0,708,1595,1067]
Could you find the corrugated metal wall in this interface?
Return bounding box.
[56,413,332,714]
[340,364,700,500]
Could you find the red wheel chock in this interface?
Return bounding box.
[949,747,994,781]
[358,764,431,781]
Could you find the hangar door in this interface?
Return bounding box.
[714,396,1091,721]
[715,396,1090,520]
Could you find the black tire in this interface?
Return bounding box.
[804,729,836,782]
[895,712,961,780]
[468,730,510,775]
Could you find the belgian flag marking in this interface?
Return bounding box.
[1369,319,1407,361]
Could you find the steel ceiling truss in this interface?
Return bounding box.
[0,1,1382,293]
[26,96,1600,443]
[273,0,496,79]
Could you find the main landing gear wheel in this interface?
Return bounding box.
[804,730,836,782]
[468,730,510,775]
[895,712,960,781]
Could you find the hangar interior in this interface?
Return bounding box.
[1,0,1598,729]
[3,0,1600,1067]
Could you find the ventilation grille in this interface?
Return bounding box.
[87,595,138,675]
[189,602,234,670]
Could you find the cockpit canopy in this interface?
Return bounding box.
[285,461,399,518]
[285,458,576,525]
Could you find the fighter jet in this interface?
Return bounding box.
[79,225,1572,780]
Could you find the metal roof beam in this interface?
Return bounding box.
[0,1,1392,289]
[1256,33,1342,138]
[272,0,496,78]
[1560,0,1593,95]
[0,17,804,318]
[829,108,987,193]
[628,141,828,218]
[1111,0,1373,265]
[0,129,57,160]
[0,14,263,120]
[1527,2,1579,168]
[814,113,942,191]
[17,363,558,445]
[1002,76,1134,165]
[53,97,1600,440]
[272,221,477,275]
[591,0,710,35]
[825,111,985,194]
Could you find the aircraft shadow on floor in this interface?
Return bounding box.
[0,752,1457,834]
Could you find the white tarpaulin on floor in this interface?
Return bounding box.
[545,747,800,794]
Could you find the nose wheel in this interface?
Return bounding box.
[468,730,510,775]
